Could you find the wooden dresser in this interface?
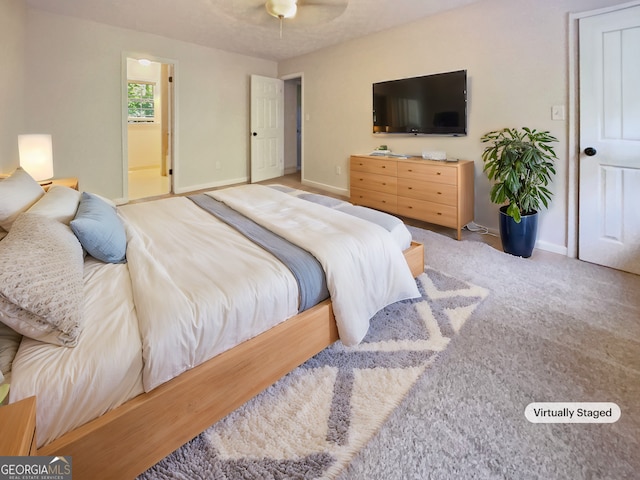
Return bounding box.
[350,155,474,240]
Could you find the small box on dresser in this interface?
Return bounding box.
[350,155,474,240]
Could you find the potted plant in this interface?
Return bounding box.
[481,127,558,257]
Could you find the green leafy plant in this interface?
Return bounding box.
[481,127,558,222]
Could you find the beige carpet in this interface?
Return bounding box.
[337,227,640,479]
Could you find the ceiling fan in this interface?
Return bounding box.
[265,0,299,20]
[265,0,297,37]
[225,0,348,37]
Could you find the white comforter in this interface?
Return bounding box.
[10,258,144,447]
[209,185,421,345]
[119,197,301,392]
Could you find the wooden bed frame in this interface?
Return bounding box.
[36,242,425,479]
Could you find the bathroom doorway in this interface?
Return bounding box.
[125,57,174,200]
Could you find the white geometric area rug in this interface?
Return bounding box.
[138,268,489,480]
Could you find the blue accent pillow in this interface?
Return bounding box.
[70,192,127,263]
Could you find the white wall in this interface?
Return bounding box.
[22,9,277,200]
[0,0,26,173]
[279,0,631,254]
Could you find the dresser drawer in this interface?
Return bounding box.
[397,197,457,228]
[350,187,397,213]
[397,161,457,185]
[398,178,457,206]
[350,171,397,195]
[350,156,397,176]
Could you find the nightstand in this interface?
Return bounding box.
[0,396,37,455]
[0,174,79,191]
[44,177,79,191]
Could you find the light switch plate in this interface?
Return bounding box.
[551,105,565,121]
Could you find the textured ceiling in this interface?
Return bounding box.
[25,0,480,61]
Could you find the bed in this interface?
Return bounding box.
[0,168,424,479]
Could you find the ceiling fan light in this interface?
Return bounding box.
[265,0,297,19]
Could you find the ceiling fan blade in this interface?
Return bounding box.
[292,1,348,26]
[298,0,348,7]
[213,0,272,27]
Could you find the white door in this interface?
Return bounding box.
[579,5,640,275]
[250,75,284,183]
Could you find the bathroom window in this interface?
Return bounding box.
[128,82,155,122]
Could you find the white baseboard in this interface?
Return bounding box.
[128,165,161,172]
[535,240,568,256]
[174,176,249,195]
[301,178,349,198]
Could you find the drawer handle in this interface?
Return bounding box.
[436,172,442,176]
[437,212,442,216]
[382,200,386,203]
[381,166,386,169]
[382,182,386,186]
[407,187,413,190]
[437,191,442,195]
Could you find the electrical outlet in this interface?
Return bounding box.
[215,161,221,169]
[336,166,341,175]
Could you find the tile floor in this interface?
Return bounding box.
[128,167,171,201]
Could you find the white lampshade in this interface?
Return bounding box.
[265,0,297,18]
[18,134,54,182]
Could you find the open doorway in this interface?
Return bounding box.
[283,75,302,178]
[126,57,174,200]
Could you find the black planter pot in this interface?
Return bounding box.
[499,206,538,258]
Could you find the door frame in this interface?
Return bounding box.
[567,0,640,258]
[121,53,178,202]
[281,72,304,181]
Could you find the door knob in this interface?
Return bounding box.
[252,132,257,136]
[584,147,597,156]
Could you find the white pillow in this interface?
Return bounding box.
[27,185,81,225]
[0,212,84,347]
[0,167,44,231]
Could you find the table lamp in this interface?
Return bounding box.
[18,134,54,185]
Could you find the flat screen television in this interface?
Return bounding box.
[373,70,467,136]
